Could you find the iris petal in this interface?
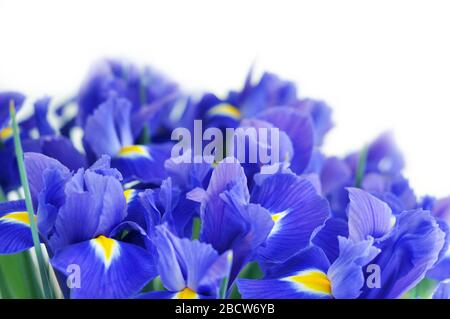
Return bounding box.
[252,172,330,263]
[23,136,86,171]
[347,187,393,242]
[207,103,241,121]
[433,280,450,299]
[311,217,349,264]
[0,200,34,254]
[84,95,134,157]
[238,278,330,299]
[24,152,69,207]
[360,209,446,298]
[0,92,25,128]
[328,237,380,299]
[258,107,314,174]
[112,143,172,183]
[154,225,231,297]
[51,237,157,299]
[48,170,126,252]
[239,246,332,299]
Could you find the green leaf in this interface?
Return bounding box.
[0,187,6,202]
[0,252,44,299]
[355,145,368,188]
[403,278,437,299]
[0,186,43,299]
[229,262,263,299]
[192,217,201,240]
[10,101,55,299]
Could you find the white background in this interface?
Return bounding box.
[1,0,449,197]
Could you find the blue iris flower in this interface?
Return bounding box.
[0,92,26,129]
[1,93,86,193]
[83,94,173,184]
[77,59,180,133]
[164,149,213,192]
[125,177,199,239]
[1,64,448,300]
[187,157,330,291]
[433,280,450,299]
[139,225,232,299]
[0,153,157,298]
[311,132,416,218]
[229,69,333,146]
[187,157,274,285]
[423,196,450,282]
[0,91,26,192]
[431,196,450,225]
[181,70,331,174]
[238,237,379,299]
[238,188,446,299]
[22,97,87,171]
[226,118,294,180]
[337,188,446,298]
[250,165,330,267]
[183,72,332,174]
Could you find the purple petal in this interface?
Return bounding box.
[84,95,133,157]
[347,188,393,242]
[51,237,156,299]
[328,237,380,299]
[360,209,446,298]
[257,106,314,174]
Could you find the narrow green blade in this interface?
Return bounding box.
[0,252,43,299]
[0,186,43,299]
[10,101,55,299]
[355,145,368,188]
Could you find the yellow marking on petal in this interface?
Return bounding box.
[287,270,331,295]
[123,189,136,203]
[0,127,13,141]
[268,210,289,236]
[93,236,118,264]
[0,212,35,225]
[118,145,149,157]
[227,250,234,263]
[390,215,397,228]
[271,213,284,222]
[175,288,198,299]
[271,209,289,223]
[207,103,241,120]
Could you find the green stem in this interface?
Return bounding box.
[10,101,54,299]
[229,262,263,299]
[403,278,437,299]
[139,74,148,106]
[138,124,150,145]
[0,186,42,298]
[151,276,165,292]
[192,217,201,240]
[355,145,368,188]
[0,252,43,298]
[0,186,42,299]
[219,252,234,299]
[0,187,6,202]
[0,267,13,298]
[219,275,229,299]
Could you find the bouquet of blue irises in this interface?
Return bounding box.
[0,60,448,299]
